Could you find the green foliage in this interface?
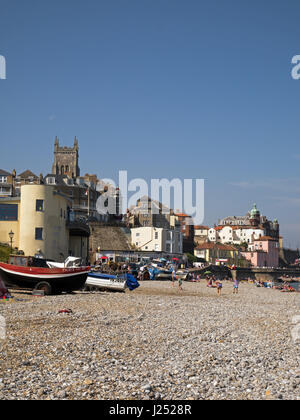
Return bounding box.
[185,252,197,263]
[0,244,10,263]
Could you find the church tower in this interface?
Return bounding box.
[52,137,80,178]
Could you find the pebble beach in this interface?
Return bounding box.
[0,280,300,400]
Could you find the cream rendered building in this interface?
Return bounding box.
[131,226,182,255]
[19,185,70,261]
[0,185,88,262]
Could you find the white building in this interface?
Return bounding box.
[208,225,265,245]
[131,227,183,255]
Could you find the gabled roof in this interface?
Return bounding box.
[196,243,238,251]
[194,225,209,230]
[0,169,11,176]
[18,170,38,178]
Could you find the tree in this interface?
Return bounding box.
[185,253,197,264]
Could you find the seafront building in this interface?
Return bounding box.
[241,236,279,268]
[0,184,89,262]
[194,242,248,267]
[193,205,281,268]
[213,204,279,245]
[131,226,182,255]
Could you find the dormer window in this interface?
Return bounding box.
[47,177,56,185]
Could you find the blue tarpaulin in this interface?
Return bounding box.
[126,273,140,291]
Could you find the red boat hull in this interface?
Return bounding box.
[0,262,90,293]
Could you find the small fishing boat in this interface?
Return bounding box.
[0,255,90,295]
[47,256,82,269]
[147,265,173,280]
[84,272,139,293]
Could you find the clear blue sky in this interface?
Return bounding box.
[1,0,300,247]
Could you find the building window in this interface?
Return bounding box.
[36,200,44,212]
[0,176,7,183]
[35,228,43,241]
[155,232,158,239]
[47,177,56,185]
[0,204,18,221]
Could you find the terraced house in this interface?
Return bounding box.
[0,169,14,197]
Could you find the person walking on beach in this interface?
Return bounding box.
[178,276,183,291]
[216,280,222,296]
[171,269,176,287]
[233,279,239,294]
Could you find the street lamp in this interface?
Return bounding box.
[8,230,14,252]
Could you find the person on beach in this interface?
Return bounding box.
[216,281,223,296]
[178,276,183,291]
[171,269,176,287]
[233,279,239,294]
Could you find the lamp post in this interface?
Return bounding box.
[8,230,14,252]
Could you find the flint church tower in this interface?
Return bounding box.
[52,137,80,179]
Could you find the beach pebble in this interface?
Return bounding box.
[0,281,300,400]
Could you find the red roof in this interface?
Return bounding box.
[196,243,237,251]
[254,236,278,242]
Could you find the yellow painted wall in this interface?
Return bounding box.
[19,185,70,261]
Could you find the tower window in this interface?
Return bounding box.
[36,200,44,212]
[35,228,43,241]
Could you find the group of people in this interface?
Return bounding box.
[206,275,240,296]
[169,270,241,295]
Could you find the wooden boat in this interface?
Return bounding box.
[0,255,90,295]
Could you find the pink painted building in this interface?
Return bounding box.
[241,236,279,268]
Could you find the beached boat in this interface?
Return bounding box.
[176,269,190,281]
[0,255,90,295]
[84,272,140,293]
[85,272,127,292]
[47,256,82,269]
[147,265,173,280]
